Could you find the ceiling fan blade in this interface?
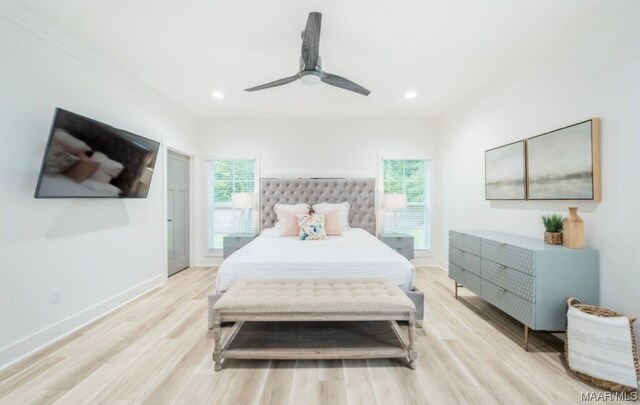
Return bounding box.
[244,75,299,92]
[301,12,322,70]
[320,72,371,96]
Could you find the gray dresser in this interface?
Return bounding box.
[223,233,257,259]
[449,230,599,350]
[380,233,414,260]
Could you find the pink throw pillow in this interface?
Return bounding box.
[280,215,301,236]
[324,210,342,235]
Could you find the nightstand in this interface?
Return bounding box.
[380,233,414,260]
[223,233,257,259]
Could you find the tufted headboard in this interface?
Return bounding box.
[260,178,376,234]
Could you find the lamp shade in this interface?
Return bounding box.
[383,193,407,210]
[231,192,254,209]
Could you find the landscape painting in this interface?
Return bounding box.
[527,119,600,200]
[485,141,526,200]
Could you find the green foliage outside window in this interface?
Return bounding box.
[212,160,255,202]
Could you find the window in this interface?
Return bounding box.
[207,159,256,251]
[382,159,431,250]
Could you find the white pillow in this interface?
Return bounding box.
[313,202,351,231]
[90,152,124,178]
[273,203,310,230]
[52,129,91,152]
[274,203,310,221]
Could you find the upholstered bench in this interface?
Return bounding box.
[211,278,417,371]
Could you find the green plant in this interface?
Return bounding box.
[541,214,564,233]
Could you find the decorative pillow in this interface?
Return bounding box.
[64,153,100,182]
[44,143,80,175]
[90,152,124,178]
[279,215,301,236]
[324,210,342,235]
[312,202,351,231]
[297,214,327,240]
[274,203,310,231]
[52,129,91,153]
[274,203,310,221]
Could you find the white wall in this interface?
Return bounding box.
[0,13,197,368]
[437,4,640,319]
[194,118,440,265]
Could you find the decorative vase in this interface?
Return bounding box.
[544,232,563,245]
[563,207,585,249]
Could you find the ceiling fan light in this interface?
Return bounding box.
[300,72,321,86]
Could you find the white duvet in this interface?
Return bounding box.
[215,228,415,292]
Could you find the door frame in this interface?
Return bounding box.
[163,146,194,278]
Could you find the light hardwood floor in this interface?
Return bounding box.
[0,267,612,404]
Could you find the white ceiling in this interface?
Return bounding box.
[9,0,621,118]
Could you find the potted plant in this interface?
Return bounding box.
[541,214,563,245]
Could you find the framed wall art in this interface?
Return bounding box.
[485,140,527,200]
[526,119,600,200]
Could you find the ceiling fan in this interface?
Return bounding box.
[244,12,371,96]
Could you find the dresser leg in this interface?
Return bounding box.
[523,325,529,351]
[454,282,461,299]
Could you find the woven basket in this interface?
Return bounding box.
[565,298,640,392]
[544,232,563,245]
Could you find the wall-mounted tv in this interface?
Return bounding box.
[35,108,160,198]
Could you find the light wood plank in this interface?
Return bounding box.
[0,266,616,405]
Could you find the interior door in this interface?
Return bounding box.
[167,150,190,276]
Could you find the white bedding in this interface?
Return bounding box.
[216,228,415,292]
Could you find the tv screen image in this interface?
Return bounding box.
[35,109,160,198]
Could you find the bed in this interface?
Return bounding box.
[208,178,425,328]
[216,228,415,292]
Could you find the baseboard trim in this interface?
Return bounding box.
[412,257,448,270]
[0,274,166,371]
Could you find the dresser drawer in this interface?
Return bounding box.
[223,247,240,259]
[449,247,481,276]
[449,263,480,295]
[381,235,414,249]
[390,246,414,260]
[481,259,535,302]
[481,239,534,275]
[449,231,481,256]
[480,279,535,327]
[223,235,256,248]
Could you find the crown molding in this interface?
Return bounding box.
[0,0,193,121]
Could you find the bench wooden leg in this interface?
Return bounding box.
[408,312,417,369]
[212,316,223,371]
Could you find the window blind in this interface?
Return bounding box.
[207,159,256,251]
[382,159,431,250]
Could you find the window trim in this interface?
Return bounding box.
[203,155,260,257]
[377,155,435,254]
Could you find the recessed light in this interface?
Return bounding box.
[212,91,224,99]
[405,90,417,99]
